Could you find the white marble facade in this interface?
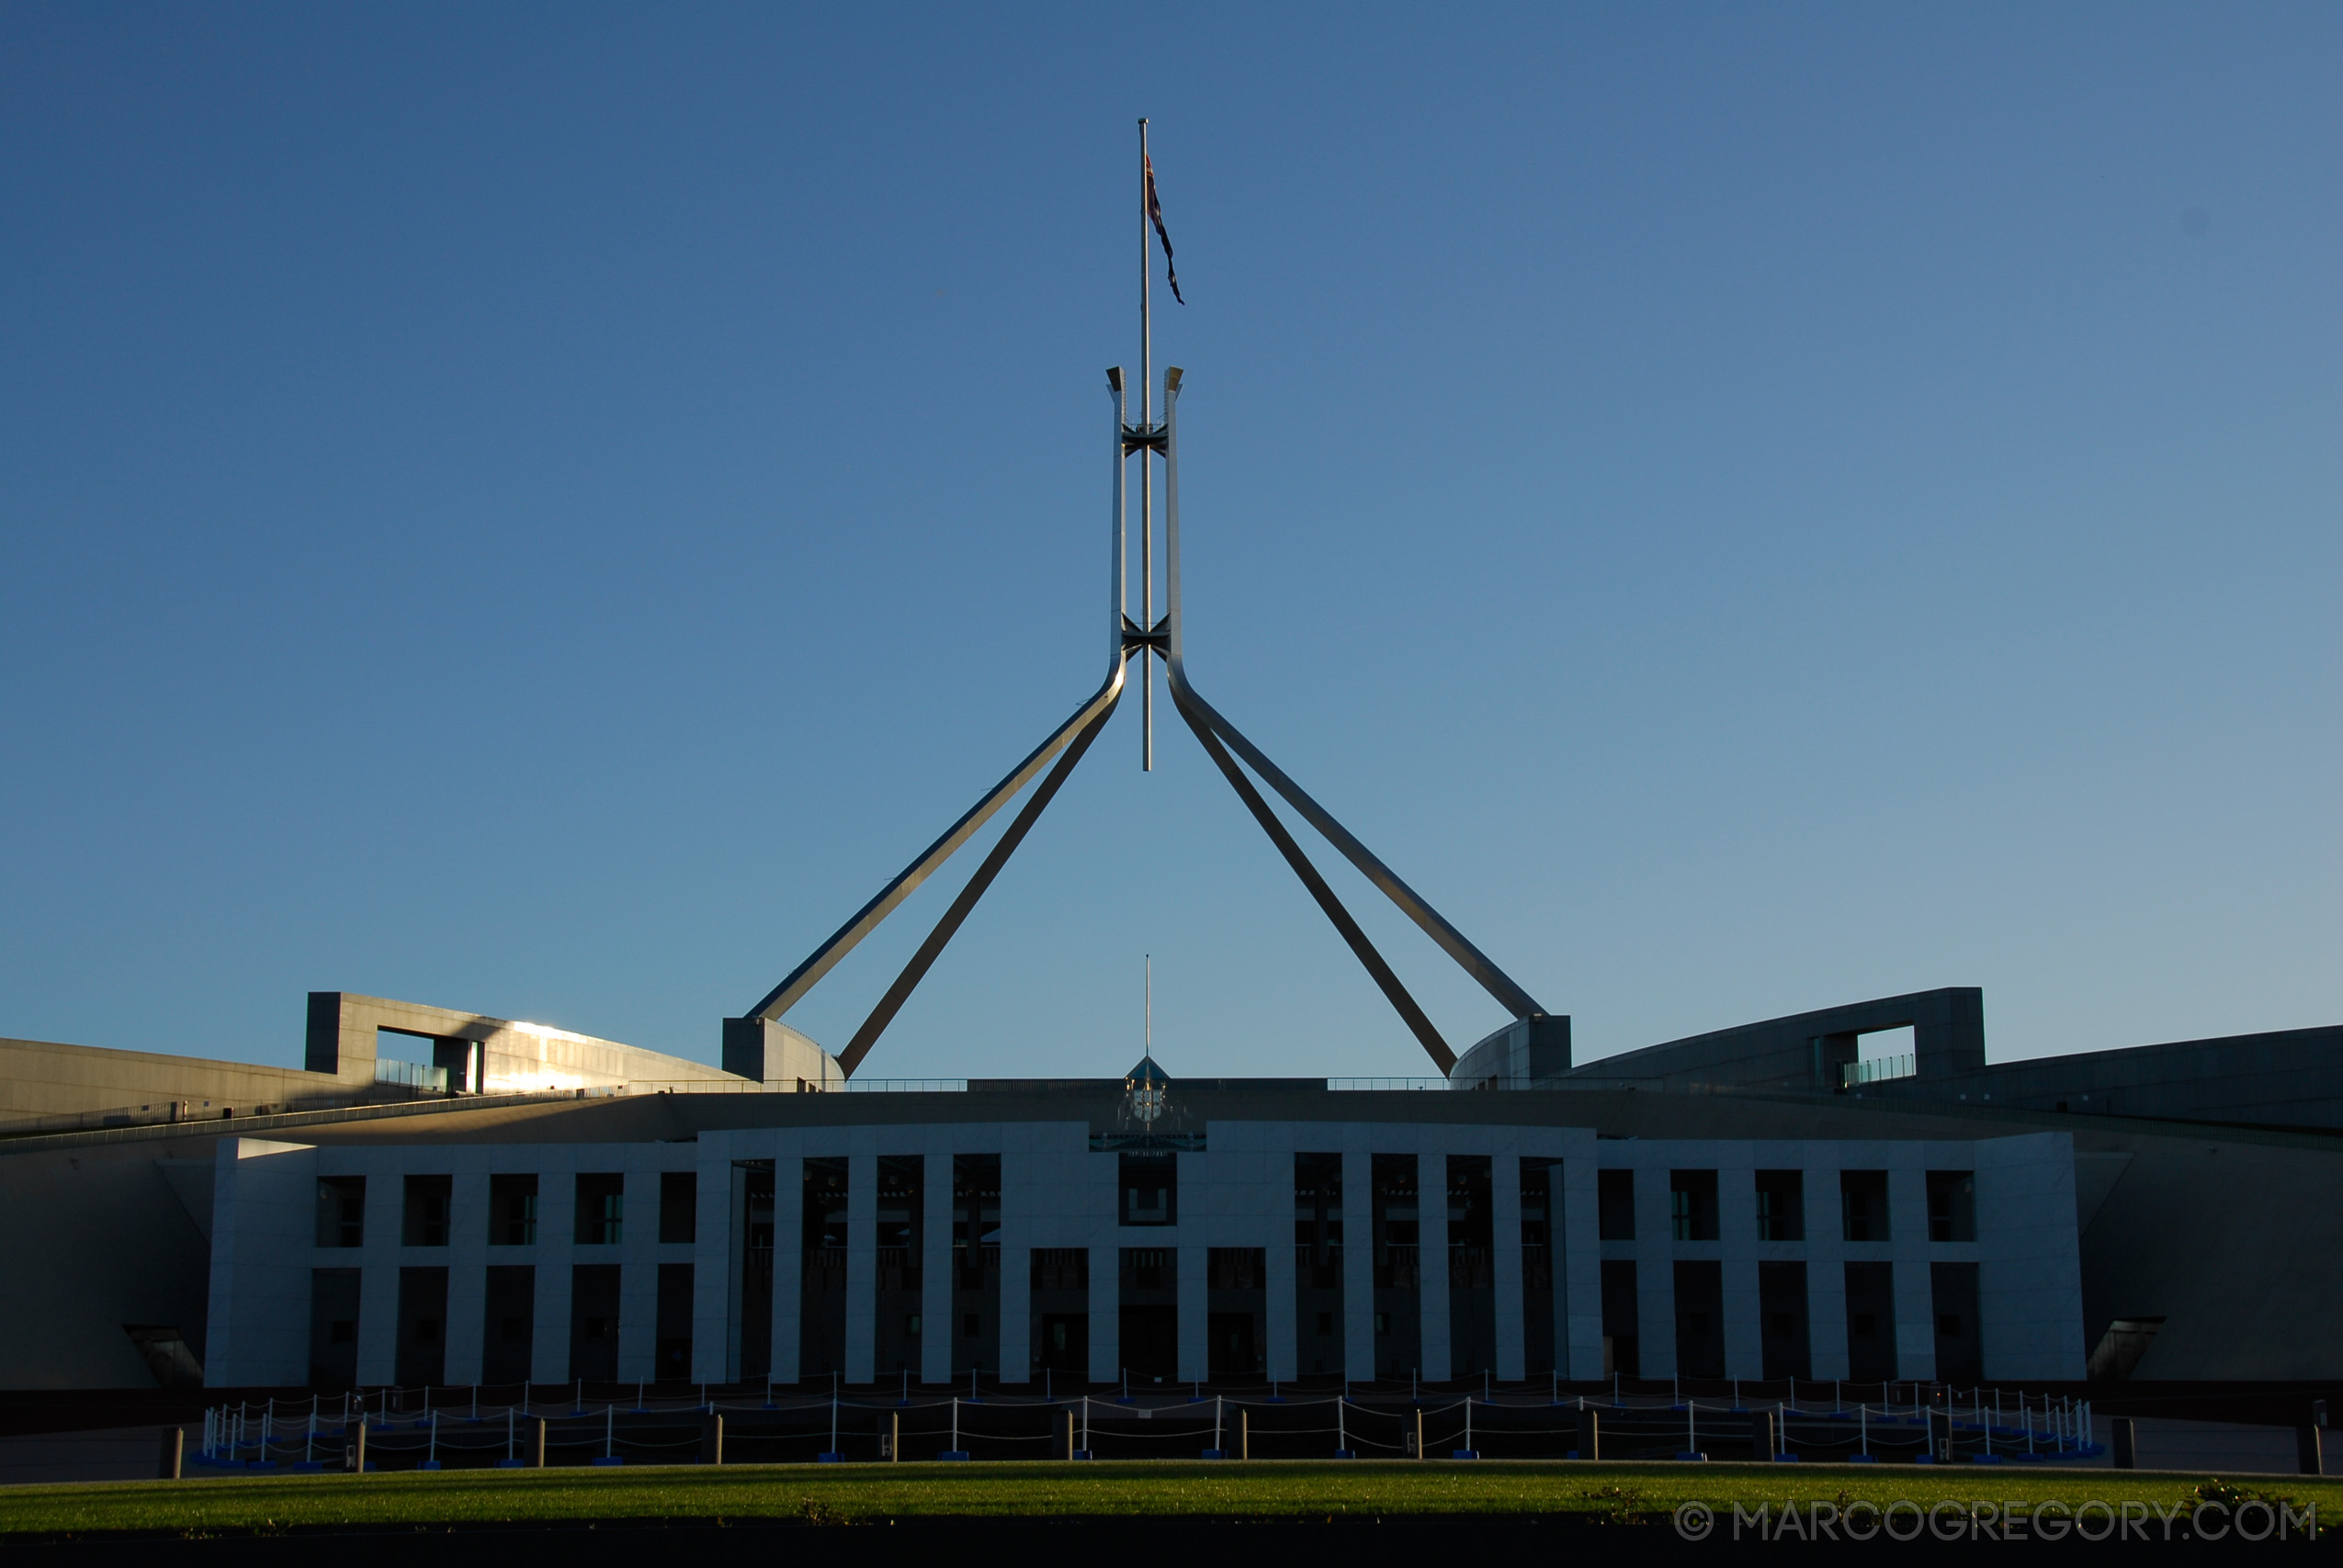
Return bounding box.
[203,1119,2086,1389]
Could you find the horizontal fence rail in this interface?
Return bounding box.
[189,1379,2104,1473]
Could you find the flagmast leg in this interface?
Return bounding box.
[1138,118,1153,773]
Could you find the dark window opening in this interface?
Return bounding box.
[1598,1168,1636,1241]
[491,1175,539,1246]
[402,1175,451,1247]
[315,1178,365,1248]
[1926,1170,1976,1243]
[1119,1152,1177,1227]
[659,1171,697,1245]
[1754,1169,1805,1242]
[1840,1170,1891,1243]
[574,1173,625,1246]
[1669,1169,1719,1242]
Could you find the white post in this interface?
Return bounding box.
[1338,1397,1346,1454]
[1860,1403,1868,1458]
[831,1394,839,1457]
[1465,1396,1473,1454]
[953,1396,960,1452]
[507,1406,515,1462]
[1215,1394,1222,1454]
[430,1411,438,1468]
[1688,1400,1695,1454]
[606,1402,614,1461]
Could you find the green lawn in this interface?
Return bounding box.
[1,1461,2336,1537]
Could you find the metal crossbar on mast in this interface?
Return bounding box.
[744,122,1551,1078]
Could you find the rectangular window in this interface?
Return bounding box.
[876,1155,923,1378]
[315,1177,365,1248]
[1926,1170,1976,1242]
[402,1174,452,1247]
[1754,1169,1805,1241]
[1669,1169,1719,1241]
[1119,1152,1177,1226]
[659,1171,697,1245]
[1598,1168,1636,1241]
[1294,1152,1344,1379]
[952,1154,1001,1378]
[799,1156,849,1379]
[491,1174,538,1246]
[1840,1170,1891,1243]
[575,1173,625,1246]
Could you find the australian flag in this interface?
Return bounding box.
[1144,152,1184,304]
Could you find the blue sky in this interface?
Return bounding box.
[4,4,2337,1081]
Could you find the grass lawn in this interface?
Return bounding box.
[1,1461,2336,1537]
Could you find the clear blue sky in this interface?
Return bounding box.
[4,5,2337,1081]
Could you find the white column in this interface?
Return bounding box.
[1635,1154,1677,1379]
[357,1157,402,1386]
[616,1168,658,1382]
[442,1167,488,1387]
[1558,1157,1603,1380]
[1418,1147,1451,1382]
[769,1154,802,1385]
[1719,1157,1762,1380]
[1177,1241,1209,1384]
[690,1138,732,1386]
[997,1145,1033,1384]
[1889,1155,1937,1382]
[1266,1145,1299,1382]
[1802,1155,1848,1380]
[1492,1152,1525,1382]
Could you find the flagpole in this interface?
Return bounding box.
[1138,117,1153,772]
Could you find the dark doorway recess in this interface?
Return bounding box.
[1844,1261,1897,1384]
[1672,1259,1724,1379]
[396,1266,448,1387]
[1120,1247,1178,1382]
[570,1263,621,1382]
[1759,1260,1810,1382]
[1930,1262,1982,1384]
[309,1268,361,1389]
[481,1265,534,1385]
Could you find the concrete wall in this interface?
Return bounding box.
[0,1137,216,1389]
[307,992,756,1096]
[203,1139,319,1387]
[1561,988,1986,1093]
[0,1034,353,1126]
[1862,1023,2343,1130]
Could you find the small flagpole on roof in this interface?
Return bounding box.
[1146,954,1152,1056]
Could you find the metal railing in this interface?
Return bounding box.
[374,1059,449,1093]
[1842,1055,1917,1089]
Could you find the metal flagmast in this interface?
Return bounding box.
[1138,118,1154,770]
[730,125,1556,1081]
